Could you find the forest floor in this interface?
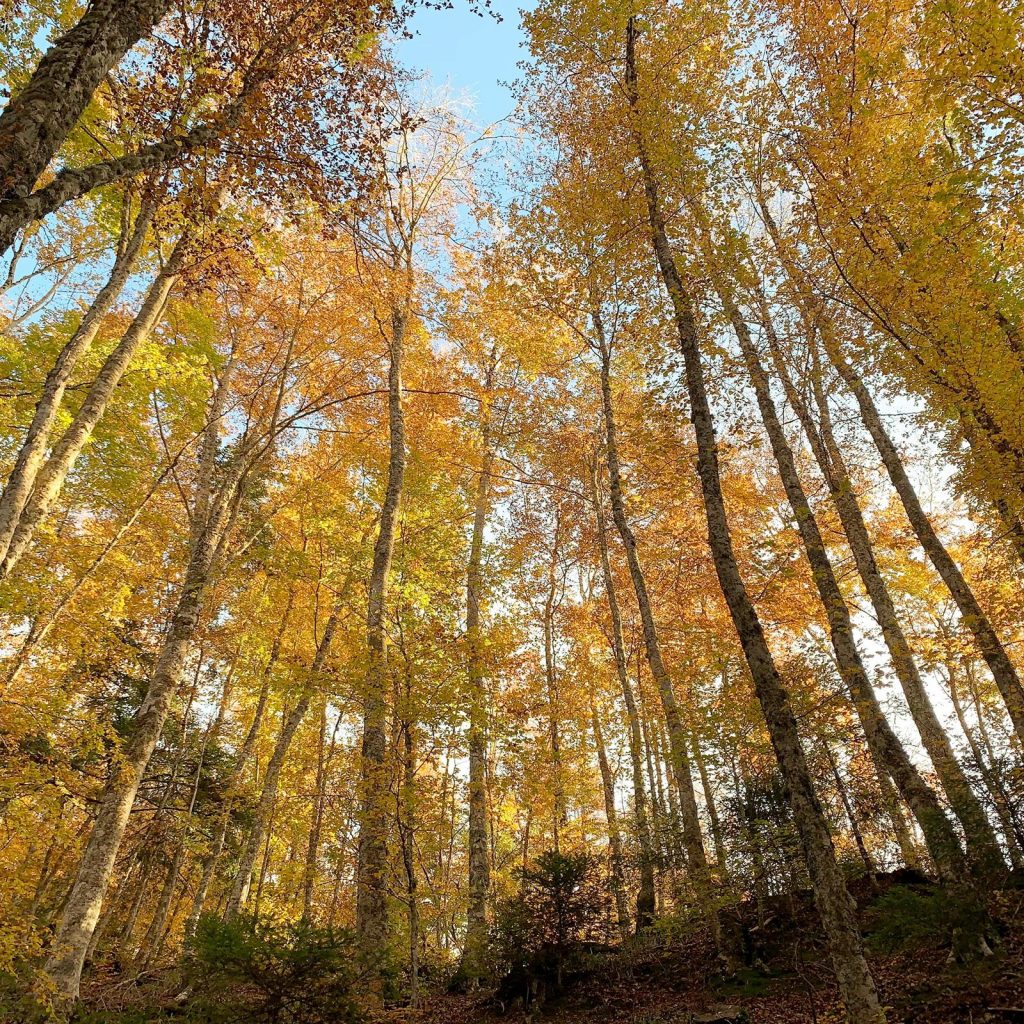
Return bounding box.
[65,874,1024,1024]
[411,875,1024,1024]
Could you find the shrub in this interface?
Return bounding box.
[866,884,992,961]
[490,850,610,1004]
[187,914,370,1024]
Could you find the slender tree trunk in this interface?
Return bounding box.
[638,665,668,876]
[0,200,153,565]
[829,347,1024,743]
[226,605,343,918]
[691,729,727,874]
[591,302,710,886]
[44,518,220,1000]
[0,0,171,206]
[117,855,155,957]
[356,305,407,961]
[302,700,328,921]
[137,847,182,968]
[946,665,1024,867]
[751,291,1003,874]
[590,456,656,927]
[624,21,883,1022]
[184,593,293,937]
[694,223,966,881]
[0,232,190,580]
[544,510,566,852]
[400,713,419,1006]
[756,194,1024,745]
[591,701,630,939]
[822,743,876,882]
[42,350,261,1000]
[465,352,496,975]
[253,795,277,916]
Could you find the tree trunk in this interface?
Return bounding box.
[184,592,293,937]
[137,847,182,968]
[591,701,631,939]
[543,508,567,853]
[946,665,1024,868]
[700,236,966,883]
[755,193,1024,745]
[0,0,171,205]
[752,290,1003,875]
[823,743,876,882]
[0,231,190,580]
[0,199,153,565]
[43,510,222,1000]
[302,700,338,921]
[400,711,419,1007]
[590,456,656,927]
[465,351,496,975]
[591,301,710,886]
[691,728,727,874]
[828,346,1024,744]
[356,305,407,961]
[42,346,260,1000]
[624,20,884,1022]
[225,605,343,918]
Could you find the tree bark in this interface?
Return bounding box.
[624,20,884,1022]
[755,192,1024,745]
[0,231,190,580]
[301,699,334,922]
[700,233,966,883]
[590,301,711,887]
[828,346,1024,744]
[42,339,268,1000]
[0,0,171,204]
[822,742,876,883]
[543,508,567,852]
[43,495,224,1000]
[225,604,344,918]
[184,591,293,938]
[0,199,153,565]
[591,701,631,939]
[751,289,1003,875]
[356,305,407,962]
[691,729,727,874]
[465,349,496,976]
[590,456,656,927]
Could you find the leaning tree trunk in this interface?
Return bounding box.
[590,456,657,927]
[0,231,190,580]
[184,591,293,938]
[0,199,154,566]
[225,603,344,919]
[42,339,269,1001]
[707,255,967,883]
[624,20,884,1023]
[356,305,408,962]
[756,194,1024,746]
[828,345,1024,745]
[0,0,171,207]
[749,288,1003,875]
[822,742,876,883]
[43,485,228,1001]
[946,663,1024,866]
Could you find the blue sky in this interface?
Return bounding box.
[396,1,536,127]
